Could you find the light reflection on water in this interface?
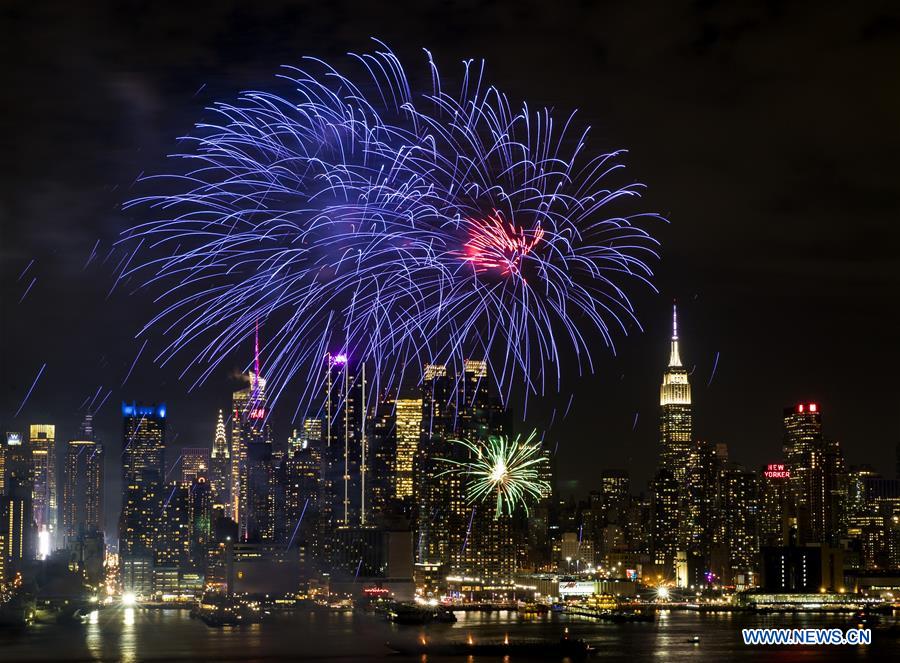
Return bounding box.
[0,608,894,661]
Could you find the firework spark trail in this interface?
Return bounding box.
[632,411,639,431]
[17,259,34,281]
[563,393,575,419]
[84,240,101,269]
[165,454,183,480]
[162,484,178,511]
[122,44,662,419]
[461,507,476,554]
[94,388,114,413]
[18,277,36,304]
[121,339,148,386]
[707,351,720,387]
[14,362,47,417]
[286,498,310,551]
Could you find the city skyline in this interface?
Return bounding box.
[3,311,895,550]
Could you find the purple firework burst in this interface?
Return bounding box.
[122,42,662,416]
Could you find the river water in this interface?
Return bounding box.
[2,608,898,661]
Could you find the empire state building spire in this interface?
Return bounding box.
[669,302,682,367]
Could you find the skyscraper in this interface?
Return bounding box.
[321,353,368,530]
[650,467,678,572]
[719,465,759,587]
[209,409,230,511]
[230,325,273,540]
[394,398,422,502]
[62,415,104,548]
[119,402,166,593]
[29,424,56,551]
[659,304,692,483]
[783,403,825,544]
[414,360,514,586]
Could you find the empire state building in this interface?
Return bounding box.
[659,303,693,484]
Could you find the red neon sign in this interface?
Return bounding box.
[764,463,790,479]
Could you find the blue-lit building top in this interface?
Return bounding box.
[122,402,167,419]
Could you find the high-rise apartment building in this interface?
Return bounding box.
[29,424,57,550]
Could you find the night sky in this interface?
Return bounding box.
[2,1,899,535]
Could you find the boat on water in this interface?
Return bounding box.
[386,634,594,660]
[387,604,457,625]
[191,594,263,627]
[518,602,550,615]
[0,594,36,629]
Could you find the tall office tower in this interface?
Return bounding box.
[209,409,230,510]
[29,424,57,550]
[244,440,275,542]
[659,304,693,484]
[415,360,513,583]
[119,402,166,591]
[188,476,212,569]
[759,462,792,546]
[414,363,454,565]
[370,397,423,520]
[156,482,190,569]
[231,327,272,539]
[394,398,422,502]
[321,352,369,532]
[783,402,832,544]
[282,432,320,551]
[62,418,104,547]
[181,447,210,485]
[650,468,678,572]
[720,465,759,587]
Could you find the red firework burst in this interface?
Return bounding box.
[460,211,544,276]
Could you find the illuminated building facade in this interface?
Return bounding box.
[2,431,33,570]
[189,476,212,569]
[720,465,759,586]
[181,447,210,485]
[281,431,320,552]
[650,467,678,571]
[659,305,692,483]
[62,416,104,548]
[759,463,791,547]
[370,397,422,519]
[394,398,422,501]
[321,353,368,530]
[414,360,514,587]
[28,424,57,549]
[156,482,190,568]
[209,409,230,511]
[230,329,273,541]
[119,402,166,589]
[782,403,846,545]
